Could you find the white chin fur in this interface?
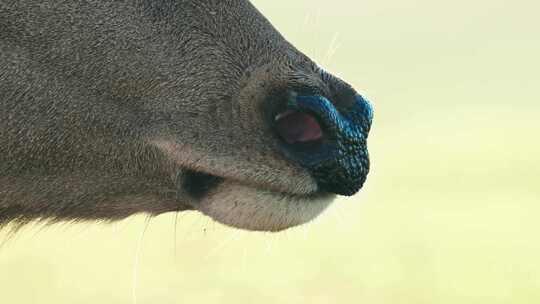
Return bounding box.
[195,180,336,232]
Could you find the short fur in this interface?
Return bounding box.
[0,0,371,231]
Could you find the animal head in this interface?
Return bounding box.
[0,0,373,231]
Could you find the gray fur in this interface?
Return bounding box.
[0,0,371,231]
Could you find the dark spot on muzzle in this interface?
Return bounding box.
[274,93,373,196]
[180,170,223,200]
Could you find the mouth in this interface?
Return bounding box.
[178,169,336,232]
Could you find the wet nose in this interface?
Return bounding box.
[274,92,373,196]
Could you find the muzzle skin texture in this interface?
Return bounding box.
[273,91,373,196]
[292,94,373,196]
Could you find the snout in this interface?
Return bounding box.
[273,92,373,196]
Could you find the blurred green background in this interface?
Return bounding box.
[1,0,539,303]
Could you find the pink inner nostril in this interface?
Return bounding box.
[275,110,323,145]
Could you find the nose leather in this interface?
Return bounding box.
[285,94,373,196]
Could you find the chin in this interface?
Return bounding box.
[192,180,336,232]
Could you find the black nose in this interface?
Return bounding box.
[274,92,373,196]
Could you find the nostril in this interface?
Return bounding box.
[274,110,323,145]
[270,92,372,196]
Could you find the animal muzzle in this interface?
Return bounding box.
[274,93,373,196]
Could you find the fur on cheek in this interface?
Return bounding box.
[196,181,336,232]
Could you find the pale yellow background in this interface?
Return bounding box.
[1,0,539,303]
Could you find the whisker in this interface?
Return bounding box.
[173,212,179,257]
[203,229,241,261]
[301,220,313,242]
[322,32,342,68]
[332,201,349,232]
[264,234,276,257]
[132,216,151,304]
